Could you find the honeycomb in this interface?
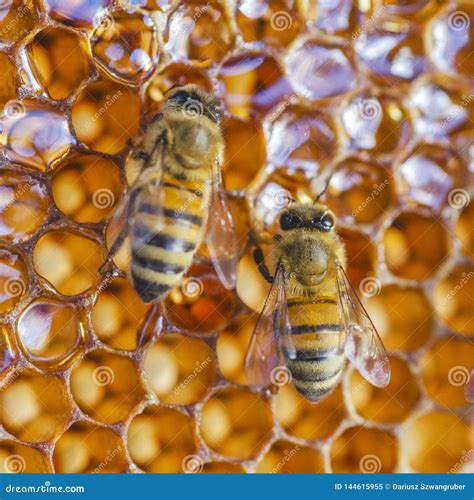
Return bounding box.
[0,0,473,475]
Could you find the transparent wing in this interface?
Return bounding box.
[205,161,239,290]
[245,263,293,386]
[335,261,390,388]
[465,368,474,403]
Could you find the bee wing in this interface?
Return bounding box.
[205,161,239,290]
[245,262,294,386]
[465,368,474,403]
[335,261,391,388]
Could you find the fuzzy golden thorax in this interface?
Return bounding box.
[271,203,346,298]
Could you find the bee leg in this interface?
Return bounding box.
[253,246,274,284]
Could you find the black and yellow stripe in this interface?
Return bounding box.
[286,298,345,402]
[130,172,209,303]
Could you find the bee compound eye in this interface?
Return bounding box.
[320,213,334,231]
[280,212,299,230]
[168,90,190,105]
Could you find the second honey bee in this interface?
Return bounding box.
[246,194,390,403]
[103,85,239,303]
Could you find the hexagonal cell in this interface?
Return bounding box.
[70,350,145,425]
[456,203,474,259]
[434,263,474,336]
[235,0,302,48]
[0,171,49,242]
[421,336,474,408]
[331,426,398,473]
[217,313,257,385]
[365,284,433,352]
[314,0,365,34]
[0,0,38,45]
[383,211,450,280]
[200,387,273,460]
[325,156,393,225]
[276,384,345,441]
[143,333,215,405]
[0,440,51,473]
[127,406,196,473]
[0,53,17,108]
[402,411,471,473]
[51,153,123,224]
[222,115,266,191]
[1,100,76,170]
[71,80,140,154]
[92,9,159,84]
[166,1,233,62]
[256,440,324,473]
[355,19,426,83]
[0,372,72,442]
[26,27,92,100]
[16,299,85,369]
[285,36,356,100]
[0,248,28,313]
[339,91,412,157]
[33,231,103,296]
[349,356,420,424]
[91,277,148,350]
[165,264,237,334]
[217,50,291,119]
[54,422,126,473]
[44,0,112,28]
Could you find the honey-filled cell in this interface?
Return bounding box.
[33,231,103,296]
[54,422,126,473]
[331,426,399,473]
[0,171,49,242]
[0,248,28,313]
[0,0,38,45]
[402,411,472,473]
[143,333,215,405]
[256,440,324,473]
[44,0,112,29]
[71,80,140,154]
[421,337,474,408]
[383,211,450,280]
[0,441,51,473]
[16,299,85,369]
[165,264,237,334]
[433,263,474,336]
[26,27,92,101]
[51,153,123,224]
[0,53,17,108]
[200,388,273,460]
[70,350,145,424]
[0,372,71,443]
[275,384,345,442]
[365,284,433,352]
[127,406,196,473]
[456,203,474,259]
[349,356,420,424]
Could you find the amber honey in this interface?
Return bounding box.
[0,0,472,475]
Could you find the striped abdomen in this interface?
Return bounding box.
[130,173,209,303]
[286,298,345,402]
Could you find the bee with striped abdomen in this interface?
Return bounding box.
[102,85,238,303]
[245,192,390,403]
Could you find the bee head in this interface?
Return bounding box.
[274,203,344,289]
[165,85,222,124]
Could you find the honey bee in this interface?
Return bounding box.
[102,85,239,303]
[245,191,390,403]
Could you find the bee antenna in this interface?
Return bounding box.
[313,171,334,204]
